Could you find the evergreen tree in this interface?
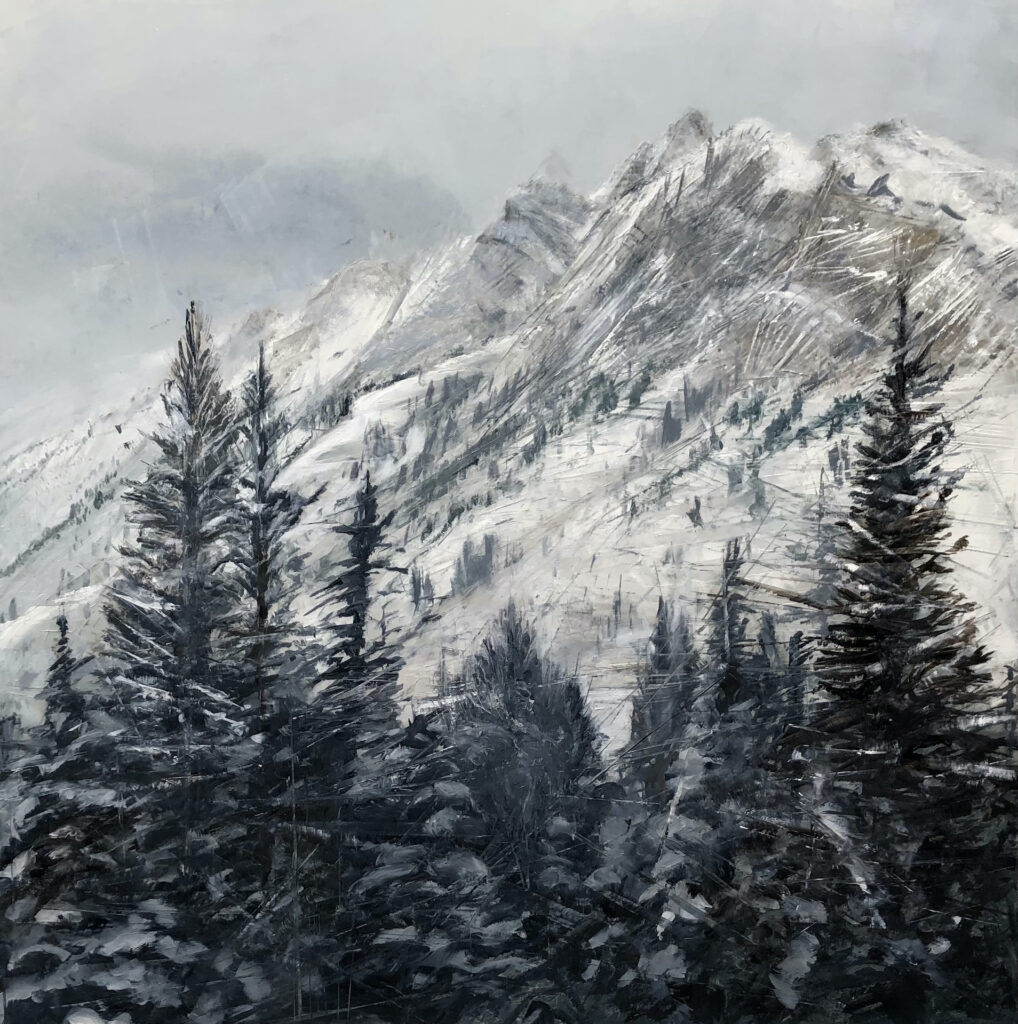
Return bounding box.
[232,341,323,1000]
[453,603,601,885]
[361,604,604,1023]
[104,300,242,709]
[621,542,813,1023]
[259,470,404,1019]
[238,341,321,720]
[805,279,1016,1022]
[97,300,255,1022]
[41,614,85,749]
[628,597,701,809]
[451,604,603,1020]
[707,538,762,714]
[805,477,839,633]
[0,616,168,1022]
[662,400,683,445]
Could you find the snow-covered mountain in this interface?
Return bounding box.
[3,112,1017,752]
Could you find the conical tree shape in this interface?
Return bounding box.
[352,604,605,1024]
[259,470,404,1020]
[97,301,255,1023]
[0,617,168,1022]
[628,597,701,808]
[443,603,604,1019]
[41,613,85,750]
[238,341,322,720]
[105,300,242,713]
[231,341,324,1002]
[806,278,1015,1022]
[619,544,813,1023]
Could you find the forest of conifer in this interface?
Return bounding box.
[1,281,1015,1024]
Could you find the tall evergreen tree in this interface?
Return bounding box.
[237,341,321,720]
[257,469,404,1020]
[104,300,242,710]
[804,279,1016,1022]
[231,341,323,1003]
[97,300,255,1022]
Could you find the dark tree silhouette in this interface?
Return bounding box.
[258,470,404,1020]
[238,340,322,719]
[629,597,700,809]
[0,617,148,1023]
[805,279,1016,1022]
[98,301,255,1022]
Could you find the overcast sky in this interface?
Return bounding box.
[1,0,1016,436]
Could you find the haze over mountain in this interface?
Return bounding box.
[4,0,1017,447]
[0,150,467,445]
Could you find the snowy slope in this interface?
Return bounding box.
[2,112,1017,754]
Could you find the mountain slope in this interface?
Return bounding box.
[2,112,1016,752]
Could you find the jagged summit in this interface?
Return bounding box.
[530,147,574,186]
[653,110,716,182]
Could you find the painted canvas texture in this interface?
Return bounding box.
[1,3,1016,1023]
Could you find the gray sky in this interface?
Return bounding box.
[1,0,1016,436]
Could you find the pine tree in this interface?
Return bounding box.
[805,279,1016,1022]
[626,542,813,1022]
[0,616,166,1023]
[232,341,323,1000]
[360,605,604,1023]
[104,301,242,709]
[628,597,701,809]
[707,538,761,714]
[449,604,603,1016]
[788,469,840,641]
[41,614,85,749]
[97,301,255,1022]
[238,341,321,720]
[260,470,404,1019]
[662,400,682,445]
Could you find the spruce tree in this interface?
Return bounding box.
[98,300,255,1022]
[0,616,164,1022]
[238,341,317,719]
[628,597,701,809]
[259,469,404,1019]
[232,340,323,998]
[806,279,1015,1022]
[41,614,85,749]
[448,604,603,1016]
[629,542,812,1022]
[360,605,604,1023]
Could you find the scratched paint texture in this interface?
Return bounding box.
[1,5,1017,1024]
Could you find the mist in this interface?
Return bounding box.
[1,0,1015,440]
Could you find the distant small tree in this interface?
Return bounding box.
[661,400,682,445]
[628,597,700,808]
[42,614,85,749]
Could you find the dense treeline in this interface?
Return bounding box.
[1,283,1015,1024]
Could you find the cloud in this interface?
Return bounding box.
[0,0,1015,434]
